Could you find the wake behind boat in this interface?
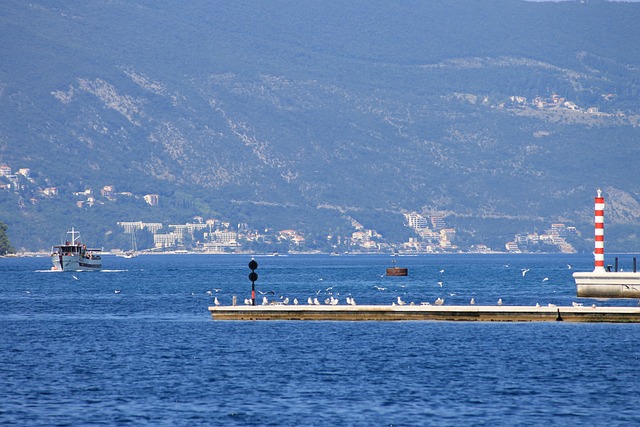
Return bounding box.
[51,227,102,271]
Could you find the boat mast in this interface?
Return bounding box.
[68,227,81,245]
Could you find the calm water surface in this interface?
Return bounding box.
[1,254,639,426]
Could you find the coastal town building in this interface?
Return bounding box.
[118,221,163,234]
[101,185,117,200]
[144,194,159,206]
[154,232,180,248]
[404,213,428,230]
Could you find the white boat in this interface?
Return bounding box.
[120,230,138,258]
[573,190,640,298]
[51,228,102,271]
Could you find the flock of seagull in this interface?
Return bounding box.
[206,263,592,308]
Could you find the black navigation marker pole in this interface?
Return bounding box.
[249,258,258,306]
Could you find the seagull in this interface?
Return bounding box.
[262,296,268,305]
[330,297,339,305]
[214,297,220,306]
[437,281,443,287]
[497,298,503,306]
[244,298,251,305]
[435,297,445,306]
[567,264,573,270]
[293,298,298,305]
[213,288,222,293]
[548,303,557,307]
[258,290,274,295]
[324,298,331,305]
[397,296,406,306]
[206,290,213,295]
[283,297,289,305]
[439,269,445,274]
[374,286,387,291]
[592,304,597,308]
[521,269,530,277]
[72,275,79,280]
[470,298,475,305]
[307,297,313,305]
[325,286,334,291]
[313,297,320,305]
[114,290,121,294]
[572,302,583,307]
[535,303,541,307]
[542,277,549,282]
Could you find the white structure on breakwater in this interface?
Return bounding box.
[573,189,640,298]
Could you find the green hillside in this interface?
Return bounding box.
[1,0,640,251]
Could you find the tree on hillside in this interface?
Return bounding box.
[0,221,15,255]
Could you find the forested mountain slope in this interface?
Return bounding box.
[1,0,640,250]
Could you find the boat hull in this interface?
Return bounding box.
[52,254,102,271]
[386,267,408,276]
[573,272,640,298]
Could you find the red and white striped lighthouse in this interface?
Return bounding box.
[594,189,605,272]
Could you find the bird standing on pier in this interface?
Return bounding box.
[470,298,475,305]
[262,296,268,305]
[307,297,313,305]
[435,297,445,306]
[397,296,405,306]
[214,297,220,306]
[497,298,503,306]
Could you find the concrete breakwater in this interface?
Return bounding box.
[209,304,640,323]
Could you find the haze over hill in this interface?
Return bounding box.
[1,0,640,251]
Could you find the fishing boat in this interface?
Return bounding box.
[573,190,640,298]
[51,227,102,271]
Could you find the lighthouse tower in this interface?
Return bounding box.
[573,189,640,298]
[593,189,605,273]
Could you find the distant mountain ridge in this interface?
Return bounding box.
[1,0,640,250]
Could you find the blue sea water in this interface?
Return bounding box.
[1,253,640,426]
